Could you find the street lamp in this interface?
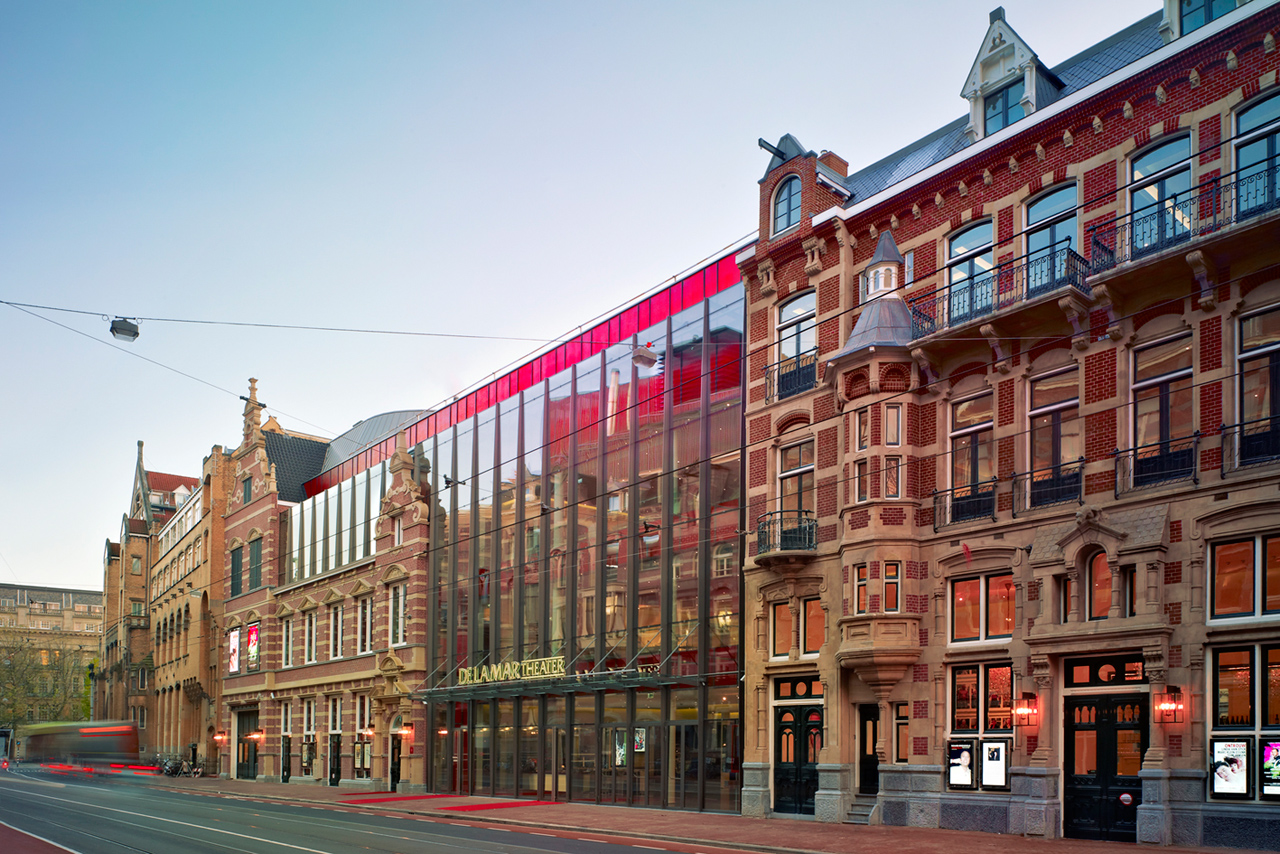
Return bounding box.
[109,318,140,342]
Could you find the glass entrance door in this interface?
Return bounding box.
[1064,695,1148,841]
[773,704,822,814]
[630,725,662,807]
[235,711,259,780]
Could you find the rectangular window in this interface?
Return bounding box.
[984,78,1025,135]
[230,547,243,598]
[389,584,407,646]
[856,564,869,614]
[1214,647,1255,728]
[243,478,252,506]
[1237,306,1280,466]
[950,394,994,522]
[895,702,910,763]
[303,698,316,734]
[771,602,792,657]
[856,409,870,451]
[951,663,1013,733]
[1028,367,1080,507]
[282,618,294,668]
[248,539,262,591]
[884,562,900,613]
[1211,535,1280,618]
[329,604,343,659]
[904,251,915,286]
[884,456,901,499]
[137,706,146,729]
[1132,335,1194,484]
[356,597,373,654]
[856,460,869,503]
[952,573,1014,642]
[394,515,404,546]
[780,441,814,515]
[305,612,317,663]
[329,696,342,733]
[803,598,824,654]
[1208,643,1280,802]
[885,404,901,446]
[281,700,292,735]
[1181,0,1235,35]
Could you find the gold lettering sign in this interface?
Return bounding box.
[457,656,566,686]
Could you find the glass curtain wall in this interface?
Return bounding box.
[420,281,743,812]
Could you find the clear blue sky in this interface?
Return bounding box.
[0,0,1158,590]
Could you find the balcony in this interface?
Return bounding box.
[1115,434,1199,496]
[1088,164,1280,274]
[764,350,818,404]
[1012,458,1085,516]
[932,480,996,531]
[1221,418,1280,476]
[124,614,149,630]
[755,510,818,569]
[908,240,1089,339]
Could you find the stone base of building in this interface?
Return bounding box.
[1009,766,1060,839]
[878,764,942,829]
[1136,769,1278,850]
[814,764,851,823]
[740,762,771,818]
[879,765,1061,837]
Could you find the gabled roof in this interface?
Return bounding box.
[829,11,1162,210]
[147,471,199,493]
[263,431,329,503]
[759,134,814,182]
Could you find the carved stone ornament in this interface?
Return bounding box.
[1008,156,1019,173]
[983,168,993,186]
[890,214,899,231]
[912,203,922,220]
[1035,142,1045,161]
[758,259,776,296]
[1063,129,1073,148]
[1123,100,1134,119]
[958,180,968,197]
[1156,84,1167,105]
[1188,67,1200,88]
[1093,115,1103,134]
[1226,50,1238,71]
[934,192,944,209]
[1266,32,1276,54]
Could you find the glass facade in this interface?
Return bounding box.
[296,256,744,811]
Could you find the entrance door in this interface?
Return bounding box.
[281,735,291,783]
[1064,695,1148,842]
[773,705,822,815]
[236,711,259,780]
[630,725,662,807]
[328,733,342,786]
[858,704,880,795]
[542,727,567,800]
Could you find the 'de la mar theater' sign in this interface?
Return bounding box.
[457,656,566,686]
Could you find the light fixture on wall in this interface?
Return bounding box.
[397,723,414,738]
[1155,688,1185,724]
[213,731,227,744]
[1013,694,1040,728]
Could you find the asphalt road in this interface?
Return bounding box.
[0,767,719,854]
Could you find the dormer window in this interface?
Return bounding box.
[773,176,802,235]
[1180,0,1234,35]
[984,79,1025,135]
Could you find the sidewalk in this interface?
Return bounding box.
[149,774,1236,854]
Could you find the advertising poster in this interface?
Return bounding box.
[948,739,976,789]
[981,740,1009,790]
[1261,740,1280,801]
[247,623,260,671]
[633,728,646,753]
[228,628,240,674]
[1210,737,1252,798]
[615,730,627,767]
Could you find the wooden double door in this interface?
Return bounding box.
[1063,694,1147,842]
[774,705,822,814]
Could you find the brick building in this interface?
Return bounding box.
[99,442,199,752]
[738,0,1280,846]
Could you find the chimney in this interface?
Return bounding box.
[818,150,848,177]
[990,6,1005,24]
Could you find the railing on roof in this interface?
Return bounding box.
[1088,164,1280,274]
[908,239,1088,339]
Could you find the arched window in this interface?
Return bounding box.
[1130,137,1191,256]
[947,221,994,324]
[771,293,817,402]
[1236,92,1280,218]
[773,176,801,235]
[1026,184,1078,295]
[1089,552,1111,620]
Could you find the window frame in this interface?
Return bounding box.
[1237,305,1280,448]
[356,597,373,654]
[282,618,294,668]
[778,438,815,515]
[771,601,793,658]
[772,175,802,236]
[1210,534,1280,619]
[884,561,901,613]
[1131,333,1194,450]
[951,662,1014,734]
[801,597,824,656]
[1235,92,1280,217]
[389,583,407,647]
[950,572,1015,643]
[1128,136,1193,253]
[983,79,1025,136]
[329,604,343,659]
[1180,0,1236,35]
[304,611,317,663]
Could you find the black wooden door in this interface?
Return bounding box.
[236,711,259,780]
[774,705,822,815]
[858,704,880,795]
[1064,695,1147,841]
[281,735,291,783]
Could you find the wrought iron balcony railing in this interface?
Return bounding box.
[1012,458,1085,516]
[908,239,1088,339]
[932,480,997,531]
[756,510,818,555]
[1221,418,1280,476]
[764,350,819,404]
[1088,163,1280,274]
[1114,433,1199,496]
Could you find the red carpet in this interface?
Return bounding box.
[338,793,457,804]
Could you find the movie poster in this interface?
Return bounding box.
[981,740,1009,790]
[1210,737,1252,798]
[633,728,646,753]
[247,623,260,671]
[228,628,241,673]
[1261,740,1280,801]
[615,729,627,767]
[948,739,976,789]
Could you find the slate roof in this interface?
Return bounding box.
[834,293,915,357]
[264,431,330,503]
[832,11,1163,207]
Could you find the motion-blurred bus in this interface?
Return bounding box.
[21,721,157,777]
